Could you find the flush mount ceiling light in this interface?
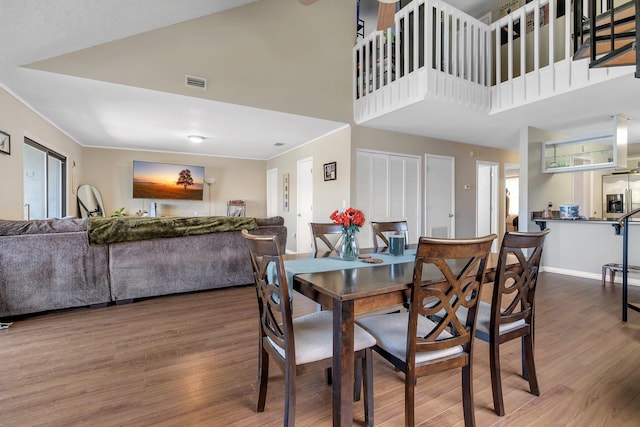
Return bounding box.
[188,135,205,143]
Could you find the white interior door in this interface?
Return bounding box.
[476,161,499,251]
[296,157,313,253]
[425,154,455,238]
[266,168,278,218]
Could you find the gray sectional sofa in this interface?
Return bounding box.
[0,216,286,317]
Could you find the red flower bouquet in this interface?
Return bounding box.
[330,207,366,231]
[330,208,365,261]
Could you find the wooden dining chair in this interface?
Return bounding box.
[241,229,376,427]
[357,234,497,427]
[474,229,550,416]
[370,220,409,250]
[309,222,344,253]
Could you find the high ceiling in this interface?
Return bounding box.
[0,0,347,160]
[1,0,639,160]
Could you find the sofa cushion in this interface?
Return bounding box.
[255,216,284,226]
[0,218,87,236]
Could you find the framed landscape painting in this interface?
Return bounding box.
[132,161,204,200]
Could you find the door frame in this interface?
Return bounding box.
[476,160,499,250]
[296,157,313,253]
[424,154,455,238]
[266,168,278,218]
[504,163,519,233]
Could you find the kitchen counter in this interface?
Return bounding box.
[528,216,640,285]
[532,216,640,233]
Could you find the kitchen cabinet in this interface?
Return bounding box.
[542,133,622,173]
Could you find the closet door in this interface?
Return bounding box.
[356,150,420,248]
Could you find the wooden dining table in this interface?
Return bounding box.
[288,248,504,427]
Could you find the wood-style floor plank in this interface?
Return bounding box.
[1,273,639,426]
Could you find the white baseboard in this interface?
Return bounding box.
[541,266,640,286]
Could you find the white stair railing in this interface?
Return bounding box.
[490,0,573,109]
[354,0,491,101]
[354,0,630,116]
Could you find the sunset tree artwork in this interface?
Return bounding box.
[176,169,194,190]
[132,161,204,200]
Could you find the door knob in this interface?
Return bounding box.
[449,214,454,217]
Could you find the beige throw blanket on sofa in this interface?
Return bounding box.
[87,216,258,245]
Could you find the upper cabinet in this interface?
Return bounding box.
[542,134,616,173]
[542,115,628,173]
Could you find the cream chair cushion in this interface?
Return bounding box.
[269,311,376,365]
[357,312,464,365]
[455,301,526,336]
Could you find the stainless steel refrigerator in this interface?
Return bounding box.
[602,173,640,218]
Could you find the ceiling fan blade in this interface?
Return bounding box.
[298,0,320,4]
[377,0,397,31]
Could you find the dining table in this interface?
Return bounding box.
[284,246,505,427]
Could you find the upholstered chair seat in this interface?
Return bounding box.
[440,302,527,339]
[357,312,462,364]
[269,310,376,364]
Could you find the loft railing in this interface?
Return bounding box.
[490,0,572,82]
[354,0,491,100]
[354,0,624,112]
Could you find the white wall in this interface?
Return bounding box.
[81,147,266,218]
[267,127,351,253]
[0,85,84,220]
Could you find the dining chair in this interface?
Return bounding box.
[370,220,409,250]
[474,229,550,416]
[309,222,344,253]
[241,229,376,427]
[357,234,497,427]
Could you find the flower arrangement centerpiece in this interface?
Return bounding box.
[330,207,365,261]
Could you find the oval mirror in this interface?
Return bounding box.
[77,184,105,218]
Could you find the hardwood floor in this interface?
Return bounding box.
[1,272,639,426]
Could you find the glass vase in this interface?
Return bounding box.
[339,227,360,261]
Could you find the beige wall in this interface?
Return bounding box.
[267,127,351,252]
[0,81,268,221]
[352,126,519,238]
[267,122,519,251]
[3,0,520,243]
[0,85,84,220]
[30,0,355,125]
[81,147,266,218]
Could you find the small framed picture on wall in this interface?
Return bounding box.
[324,162,336,181]
[0,130,10,155]
[283,173,289,211]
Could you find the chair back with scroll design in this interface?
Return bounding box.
[482,229,550,416]
[371,220,409,250]
[357,234,496,427]
[309,222,344,253]
[241,229,374,426]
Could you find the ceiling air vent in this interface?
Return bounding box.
[185,74,207,90]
